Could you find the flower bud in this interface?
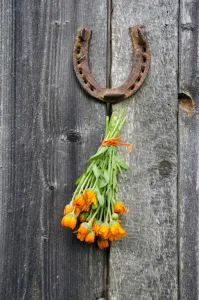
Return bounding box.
[79,212,89,222]
[111,213,119,220]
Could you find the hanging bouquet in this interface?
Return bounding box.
[61,109,132,249]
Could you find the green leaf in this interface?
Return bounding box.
[97,193,105,206]
[88,147,108,162]
[75,173,85,185]
[95,188,105,206]
[115,155,130,170]
[99,178,107,188]
[104,170,109,184]
[92,165,100,179]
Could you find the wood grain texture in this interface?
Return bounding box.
[0,0,15,295]
[0,1,107,299]
[109,1,179,299]
[179,0,199,299]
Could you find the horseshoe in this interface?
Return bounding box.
[73,25,150,104]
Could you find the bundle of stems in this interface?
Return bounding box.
[61,109,131,249]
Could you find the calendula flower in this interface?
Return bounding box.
[99,223,109,239]
[73,195,85,208]
[109,222,126,241]
[83,189,97,206]
[79,212,88,222]
[114,202,127,215]
[85,230,95,244]
[92,220,102,236]
[61,213,77,229]
[108,221,120,239]
[64,204,73,215]
[97,238,109,250]
[76,222,91,241]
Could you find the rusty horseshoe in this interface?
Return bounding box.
[73,25,150,104]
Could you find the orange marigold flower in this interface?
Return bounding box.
[97,238,109,250]
[98,223,109,239]
[73,195,85,208]
[109,221,120,239]
[109,221,126,241]
[76,222,91,241]
[83,189,97,206]
[114,202,128,215]
[63,204,73,215]
[92,220,102,236]
[85,230,95,244]
[79,212,88,222]
[61,213,77,229]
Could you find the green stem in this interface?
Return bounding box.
[89,206,101,223]
[114,116,127,137]
[84,175,93,190]
[99,206,103,222]
[105,116,110,138]
[87,208,94,221]
[93,178,98,188]
[74,173,91,197]
[106,148,114,222]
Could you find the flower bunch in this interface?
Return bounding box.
[61,109,131,249]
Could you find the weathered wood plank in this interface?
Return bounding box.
[0,1,107,299]
[179,1,199,299]
[0,0,14,293]
[109,1,179,299]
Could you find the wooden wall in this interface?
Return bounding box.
[0,0,198,299]
[110,0,178,299]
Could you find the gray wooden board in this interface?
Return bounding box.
[0,0,15,294]
[109,1,179,299]
[179,0,199,299]
[0,1,107,299]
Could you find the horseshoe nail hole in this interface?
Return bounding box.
[82,76,87,84]
[76,45,81,54]
[143,46,147,52]
[141,66,145,73]
[79,69,83,75]
[130,84,135,90]
[137,76,141,82]
[90,86,94,91]
[143,55,147,62]
[77,60,81,65]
